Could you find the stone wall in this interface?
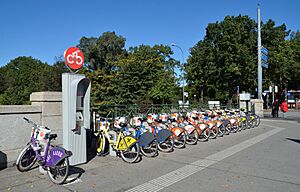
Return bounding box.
[0,92,62,169]
[251,99,264,117]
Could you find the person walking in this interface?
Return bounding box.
[273,99,280,118]
[280,100,288,119]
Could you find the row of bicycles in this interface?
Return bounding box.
[15,109,260,185]
[94,109,261,163]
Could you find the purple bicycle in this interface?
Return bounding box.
[16,117,72,184]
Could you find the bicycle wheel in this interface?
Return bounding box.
[224,123,231,135]
[247,120,253,129]
[173,132,186,148]
[158,136,174,152]
[199,129,209,142]
[242,121,247,130]
[185,130,198,145]
[16,145,37,172]
[255,116,261,127]
[209,127,218,139]
[141,140,158,157]
[47,158,69,185]
[120,143,140,163]
[217,124,225,137]
[96,133,109,156]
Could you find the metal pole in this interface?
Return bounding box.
[257,3,262,99]
[171,44,185,107]
[272,85,275,105]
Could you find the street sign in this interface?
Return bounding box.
[240,93,251,101]
[262,54,268,62]
[262,61,268,69]
[262,92,267,97]
[261,46,268,69]
[64,47,84,70]
[262,46,268,55]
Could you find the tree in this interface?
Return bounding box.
[186,15,297,104]
[0,57,63,104]
[78,31,126,71]
[261,20,292,91]
[288,31,300,89]
[187,15,257,104]
[116,44,178,105]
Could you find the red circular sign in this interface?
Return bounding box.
[64,47,84,70]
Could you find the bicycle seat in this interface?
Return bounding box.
[49,134,57,140]
[119,122,127,127]
[192,116,198,120]
[169,118,176,122]
[154,119,162,123]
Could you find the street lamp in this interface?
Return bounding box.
[171,43,185,106]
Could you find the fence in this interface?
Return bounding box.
[91,103,239,118]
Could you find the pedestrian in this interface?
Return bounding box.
[274,99,279,118]
[280,100,288,118]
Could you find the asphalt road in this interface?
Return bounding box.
[1,114,300,192]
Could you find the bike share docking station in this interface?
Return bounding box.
[62,73,91,165]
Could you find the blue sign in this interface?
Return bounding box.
[262,61,268,69]
[262,54,268,62]
[262,47,268,55]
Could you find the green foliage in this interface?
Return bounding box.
[116,44,178,105]
[186,15,298,103]
[288,31,300,89]
[261,20,292,90]
[78,31,126,71]
[0,57,64,105]
[187,15,257,103]
[1,22,299,107]
[80,34,180,106]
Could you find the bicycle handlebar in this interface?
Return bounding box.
[23,117,38,128]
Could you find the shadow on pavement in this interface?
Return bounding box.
[66,166,86,183]
[286,138,300,145]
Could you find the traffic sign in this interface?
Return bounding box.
[261,46,268,55]
[64,47,84,70]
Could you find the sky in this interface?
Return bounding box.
[0,0,299,67]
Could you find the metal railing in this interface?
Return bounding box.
[91,103,239,118]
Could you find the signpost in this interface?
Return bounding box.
[64,47,84,71]
[261,46,268,69]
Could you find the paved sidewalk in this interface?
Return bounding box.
[1,117,300,192]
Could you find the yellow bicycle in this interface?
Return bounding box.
[96,118,140,163]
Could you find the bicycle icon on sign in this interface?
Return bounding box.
[66,50,83,65]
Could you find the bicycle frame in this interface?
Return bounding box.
[100,125,137,152]
[27,126,70,168]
